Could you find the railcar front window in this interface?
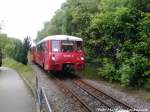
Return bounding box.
[52,40,60,52]
[61,41,74,52]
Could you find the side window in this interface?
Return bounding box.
[76,41,82,52]
[40,44,42,51]
[37,42,45,52]
[45,42,48,52]
[52,40,60,52]
[38,44,42,51]
[37,45,40,51]
[42,43,45,51]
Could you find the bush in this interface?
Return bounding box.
[120,63,134,87]
[120,54,150,87]
[144,79,150,91]
[98,58,119,81]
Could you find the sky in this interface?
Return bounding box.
[0,0,66,40]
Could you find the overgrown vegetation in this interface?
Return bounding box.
[36,0,150,89]
[11,37,31,64]
[0,33,31,65]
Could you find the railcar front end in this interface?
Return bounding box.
[50,39,85,71]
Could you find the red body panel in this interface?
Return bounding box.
[52,52,85,71]
[34,38,85,72]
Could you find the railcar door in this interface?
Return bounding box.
[43,41,50,70]
[51,40,62,70]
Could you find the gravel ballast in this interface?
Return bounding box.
[85,79,150,111]
[32,64,86,112]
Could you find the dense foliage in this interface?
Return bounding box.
[0,33,31,65]
[36,0,150,88]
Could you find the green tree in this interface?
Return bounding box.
[22,36,31,64]
[11,39,29,65]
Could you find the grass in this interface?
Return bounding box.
[3,57,34,86]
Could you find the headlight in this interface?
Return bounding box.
[80,57,84,60]
[51,56,55,61]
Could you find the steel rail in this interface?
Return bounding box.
[73,80,112,109]
[52,77,93,112]
[75,79,134,110]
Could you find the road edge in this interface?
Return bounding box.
[15,69,40,112]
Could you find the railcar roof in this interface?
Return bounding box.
[37,35,83,45]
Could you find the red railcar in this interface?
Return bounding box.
[35,35,85,72]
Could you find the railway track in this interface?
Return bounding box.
[32,63,147,112]
[51,76,93,112]
[51,74,136,112]
[73,79,134,111]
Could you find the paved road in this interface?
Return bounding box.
[0,67,33,112]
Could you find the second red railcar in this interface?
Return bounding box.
[31,46,36,62]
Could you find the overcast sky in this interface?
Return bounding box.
[0,0,66,40]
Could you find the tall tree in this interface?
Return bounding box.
[22,36,31,64]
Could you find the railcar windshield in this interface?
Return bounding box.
[61,40,74,52]
[52,40,83,52]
